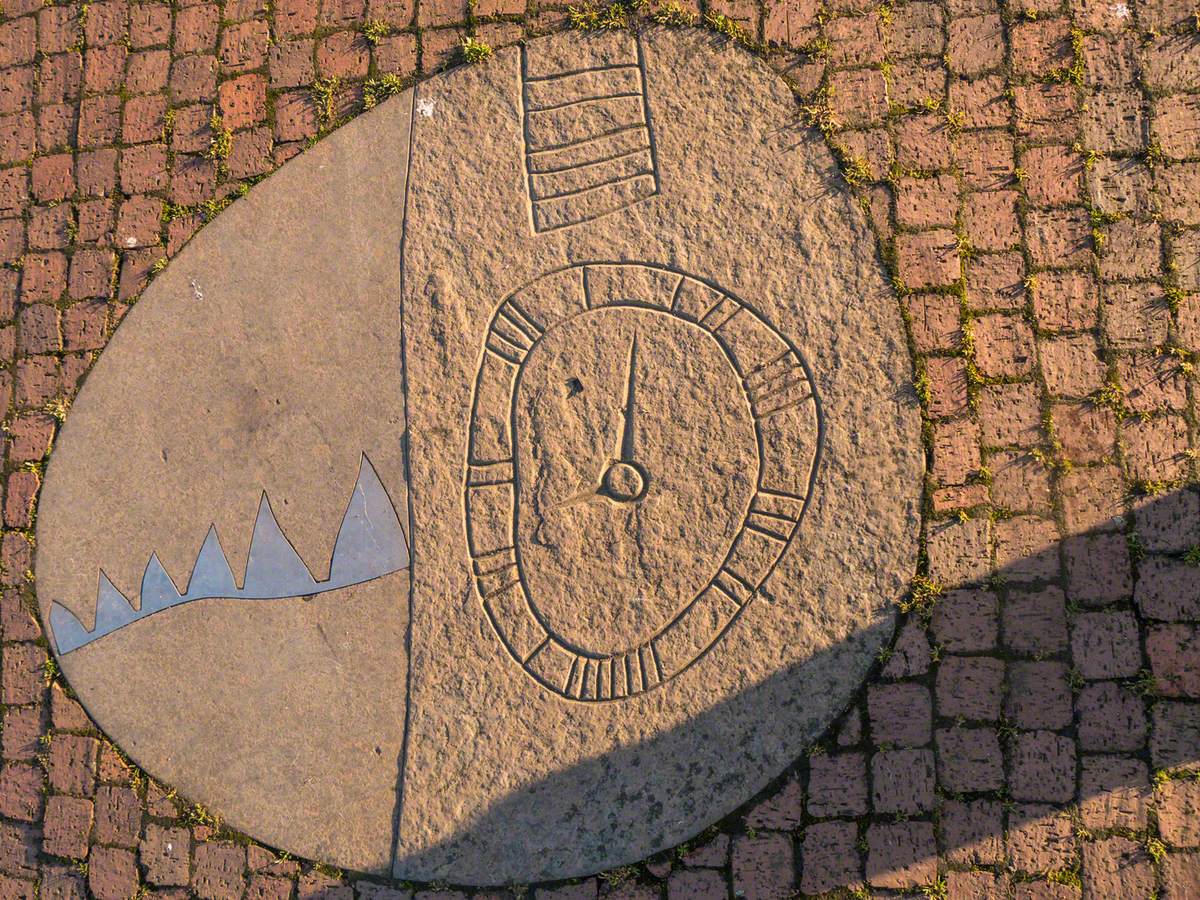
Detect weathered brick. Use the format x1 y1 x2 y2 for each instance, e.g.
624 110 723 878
126 49 170 94
978 382 1041 447
895 115 952 170
897 229 960 289
0 590 40 642
868 683 931 747
89 847 139 900
175 4 219 53
1007 804 1075 874
871 749 934 814
1101 282 1170 349
807 752 867 817
1123 414 1190 484
964 190 1019 251
1089 156 1152 216
825 15 884 66
744 776 802 831
2 642 46 705
887 2 942 56
1060 465 1124 534
1082 838 1154 898
1022 145 1082 207
927 517 990 586
665 868 723 900
1142 33 1200 91
905 293 961 352
1098 218 1161 281
940 798 1002 865
1082 33 1137 89
799 821 860 894
1083 90 1146 153
0 822 37 880
1040 334 1105 398
1080 755 1148 831
932 588 997 652
48 734 98 797
1157 778 1200 847
1163 852 1200 900
219 20 270 73
865 822 935 889
0 707 41 761
1004 587 1068 655
949 74 1009 129
0 763 41 823
1147 624 1200 699
169 54 216 103
42 795 92 859
193 842 246 900
731 833 793 900
93 784 140 846
1025 207 1091 267
1153 702 1200 771
990 450 1052 514
1006 661 1072 730
936 655 1003 721
1153 94 1200 159
1077 681 1145 753
142 824 191 886
996 515 1060 581
947 15 1003 76
1010 18 1072 76
958 130 1013 191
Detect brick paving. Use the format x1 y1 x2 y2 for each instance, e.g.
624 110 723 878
0 0 1197 896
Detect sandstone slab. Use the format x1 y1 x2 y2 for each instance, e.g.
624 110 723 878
35 28 922 885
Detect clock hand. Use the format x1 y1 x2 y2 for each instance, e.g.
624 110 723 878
618 334 638 464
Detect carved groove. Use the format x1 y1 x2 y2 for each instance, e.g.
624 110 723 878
520 34 659 234
464 263 824 703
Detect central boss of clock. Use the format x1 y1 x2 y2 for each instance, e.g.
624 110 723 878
463 263 823 701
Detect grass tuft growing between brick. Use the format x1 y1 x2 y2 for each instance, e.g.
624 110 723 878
363 75 408 109
461 36 494 63
361 19 391 46
568 2 629 30
651 0 697 26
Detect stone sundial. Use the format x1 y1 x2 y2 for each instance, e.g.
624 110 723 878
35 27 921 885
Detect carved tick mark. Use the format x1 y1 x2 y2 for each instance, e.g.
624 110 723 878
619 334 638 464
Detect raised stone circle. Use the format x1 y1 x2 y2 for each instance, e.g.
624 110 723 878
35 27 922 885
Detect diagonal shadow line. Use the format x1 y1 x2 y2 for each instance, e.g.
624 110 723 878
378 484 1200 892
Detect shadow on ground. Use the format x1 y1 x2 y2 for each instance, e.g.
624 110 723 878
387 485 1200 893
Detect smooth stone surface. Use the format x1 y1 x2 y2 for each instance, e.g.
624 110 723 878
35 27 923 886
36 97 415 871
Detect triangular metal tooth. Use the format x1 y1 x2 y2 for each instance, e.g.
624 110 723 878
185 526 238 600
139 552 183 615
327 454 409 589
49 602 92 655
241 493 319 598
93 571 137 635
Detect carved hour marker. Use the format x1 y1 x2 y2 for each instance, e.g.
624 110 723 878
465 263 821 703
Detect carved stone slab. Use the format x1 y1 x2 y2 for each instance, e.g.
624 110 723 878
35 28 922 885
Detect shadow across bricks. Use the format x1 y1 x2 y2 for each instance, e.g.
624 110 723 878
384 486 1200 896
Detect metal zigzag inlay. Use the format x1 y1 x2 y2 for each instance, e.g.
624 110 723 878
49 454 410 655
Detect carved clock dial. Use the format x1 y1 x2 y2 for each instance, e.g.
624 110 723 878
465 263 822 701
514 305 757 657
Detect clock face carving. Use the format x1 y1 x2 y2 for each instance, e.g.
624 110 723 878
465 263 821 701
